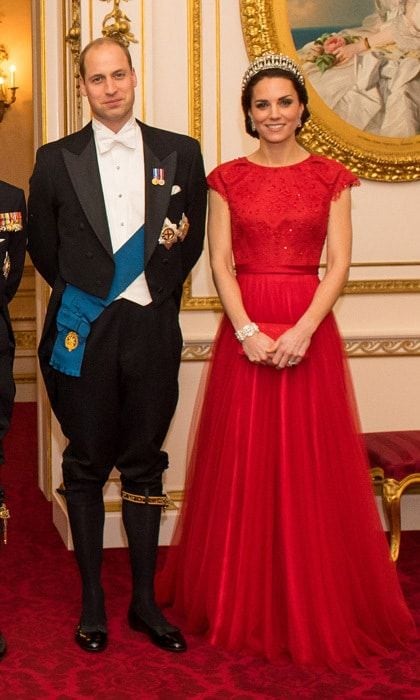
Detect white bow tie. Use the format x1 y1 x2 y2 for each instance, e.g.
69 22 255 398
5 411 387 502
97 127 137 154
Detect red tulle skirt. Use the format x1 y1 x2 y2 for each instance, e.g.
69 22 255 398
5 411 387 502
156 270 416 666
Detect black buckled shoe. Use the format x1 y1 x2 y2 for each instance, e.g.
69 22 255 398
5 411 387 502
0 633 6 659
128 607 187 652
75 626 108 652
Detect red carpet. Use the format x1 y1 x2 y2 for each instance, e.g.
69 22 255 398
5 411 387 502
0 403 420 698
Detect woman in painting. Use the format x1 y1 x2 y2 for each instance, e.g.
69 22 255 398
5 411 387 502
299 0 420 137
156 53 416 666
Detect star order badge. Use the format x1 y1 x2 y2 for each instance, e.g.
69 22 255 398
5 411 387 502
177 214 190 241
158 214 190 249
159 225 178 250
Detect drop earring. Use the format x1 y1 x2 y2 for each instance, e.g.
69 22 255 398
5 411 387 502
249 115 256 132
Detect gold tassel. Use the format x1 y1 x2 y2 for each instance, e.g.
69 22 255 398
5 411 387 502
0 502 10 545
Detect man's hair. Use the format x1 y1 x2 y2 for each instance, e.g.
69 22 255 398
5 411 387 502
79 37 133 80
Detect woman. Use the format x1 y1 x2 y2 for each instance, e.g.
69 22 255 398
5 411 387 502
299 0 420 137
156 54 416 666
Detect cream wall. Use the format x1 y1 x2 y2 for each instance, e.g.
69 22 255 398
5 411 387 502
32 0 420 546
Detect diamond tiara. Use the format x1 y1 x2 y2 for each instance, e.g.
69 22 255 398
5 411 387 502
241 53 305 92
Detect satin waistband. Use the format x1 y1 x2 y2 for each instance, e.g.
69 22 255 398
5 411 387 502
235 264 319 276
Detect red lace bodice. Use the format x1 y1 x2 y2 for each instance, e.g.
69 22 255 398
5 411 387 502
207 155 359 271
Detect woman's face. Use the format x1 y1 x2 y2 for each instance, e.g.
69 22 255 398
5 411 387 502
249 76 304 145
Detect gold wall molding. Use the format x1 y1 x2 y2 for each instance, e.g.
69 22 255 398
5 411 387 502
182 335 420 361
187 0 202 142
13 288 35 299
182 341 213 361
65 0 81 69
65 0 81 119
345 337 420 357
350 261 420 268
182 276 420 311
182 275 219 310
182 0 202 310
14 330 36 351
344 279 420 295
14 373 37 385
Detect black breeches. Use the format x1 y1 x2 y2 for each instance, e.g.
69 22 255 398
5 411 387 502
45 297 182 492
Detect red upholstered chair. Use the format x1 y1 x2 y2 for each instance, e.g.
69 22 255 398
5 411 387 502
364 430 420 562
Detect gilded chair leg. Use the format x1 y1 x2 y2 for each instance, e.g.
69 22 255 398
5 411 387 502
382 478 401 562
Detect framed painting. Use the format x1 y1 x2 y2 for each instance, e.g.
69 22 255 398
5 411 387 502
240 0 420 181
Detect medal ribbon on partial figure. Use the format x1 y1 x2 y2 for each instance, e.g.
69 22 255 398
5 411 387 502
0 211 23 232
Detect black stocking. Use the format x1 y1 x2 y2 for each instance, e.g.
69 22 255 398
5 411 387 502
61 485 106 632
122 487 175 632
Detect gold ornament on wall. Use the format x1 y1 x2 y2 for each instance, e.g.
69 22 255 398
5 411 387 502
0 43 18 122
65 2 81 72
100 0 138 47
65 0 82 117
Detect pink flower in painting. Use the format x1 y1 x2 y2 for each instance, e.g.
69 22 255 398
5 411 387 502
323 35 346 53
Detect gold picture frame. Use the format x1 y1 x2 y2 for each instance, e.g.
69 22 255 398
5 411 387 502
240 0 420 182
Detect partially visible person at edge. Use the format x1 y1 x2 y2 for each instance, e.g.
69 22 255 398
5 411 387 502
27 37 207 653
0 180 27 660
156 53 416 666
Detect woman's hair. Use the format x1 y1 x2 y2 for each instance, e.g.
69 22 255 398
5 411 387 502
241 61 310 139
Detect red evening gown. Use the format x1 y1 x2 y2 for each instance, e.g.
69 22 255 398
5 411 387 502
156 155 416 666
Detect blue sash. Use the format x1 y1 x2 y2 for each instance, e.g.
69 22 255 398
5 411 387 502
50 226 145 377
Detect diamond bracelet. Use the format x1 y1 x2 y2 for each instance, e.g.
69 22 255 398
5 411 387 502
234 322 260 343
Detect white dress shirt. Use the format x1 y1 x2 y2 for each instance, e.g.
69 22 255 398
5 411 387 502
93 116 152 306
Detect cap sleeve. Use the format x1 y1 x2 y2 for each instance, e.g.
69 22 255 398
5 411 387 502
207 166 228 201
331 163 360 201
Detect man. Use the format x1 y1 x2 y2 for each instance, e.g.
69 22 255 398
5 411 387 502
27 37 207 653
0 180 27 659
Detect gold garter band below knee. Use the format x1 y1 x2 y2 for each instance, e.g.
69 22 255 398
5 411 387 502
121 490 173 510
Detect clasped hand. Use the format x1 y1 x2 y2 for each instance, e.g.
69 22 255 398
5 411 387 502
242 329 310 369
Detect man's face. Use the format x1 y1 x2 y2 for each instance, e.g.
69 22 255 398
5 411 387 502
80 43 137 132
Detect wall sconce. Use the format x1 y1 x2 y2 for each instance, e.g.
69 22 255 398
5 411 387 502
0 45 17 123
